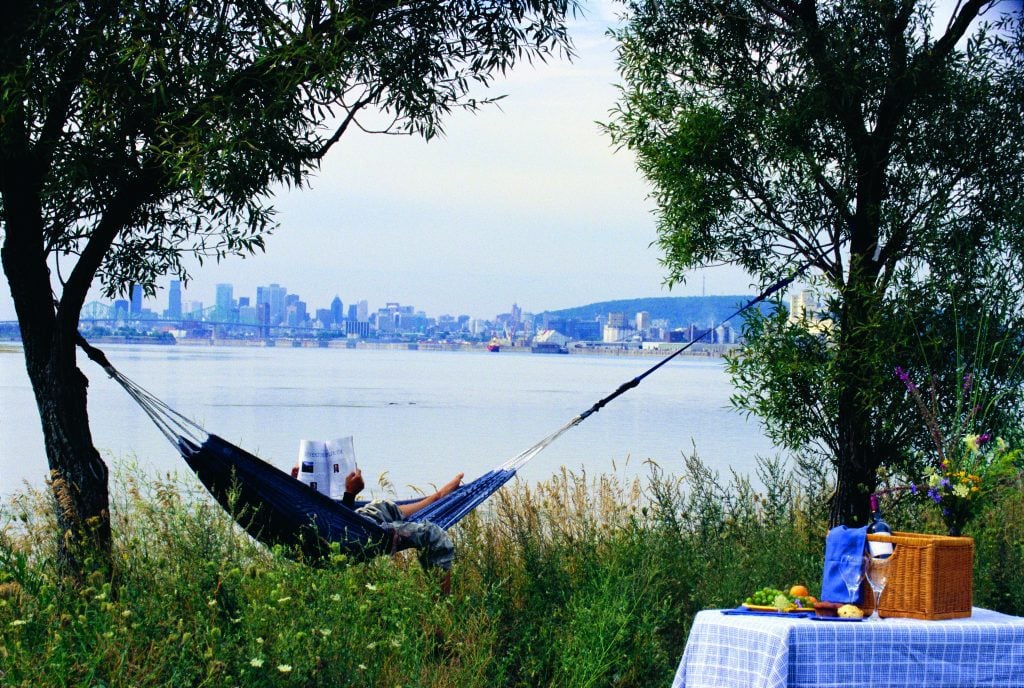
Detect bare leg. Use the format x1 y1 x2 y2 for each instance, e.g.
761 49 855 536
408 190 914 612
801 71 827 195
438 569 452 597
398 473 464 518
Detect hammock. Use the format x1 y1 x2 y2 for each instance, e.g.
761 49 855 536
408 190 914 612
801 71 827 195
77 337 580 562
77 268 801 561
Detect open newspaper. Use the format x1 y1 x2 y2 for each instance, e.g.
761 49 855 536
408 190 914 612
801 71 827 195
296 436 357 500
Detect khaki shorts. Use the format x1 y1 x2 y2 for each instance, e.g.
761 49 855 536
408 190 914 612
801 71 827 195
357 499 455 570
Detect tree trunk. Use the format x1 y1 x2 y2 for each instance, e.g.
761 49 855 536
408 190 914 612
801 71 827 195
829 158 888 526
829 279 880 526
830 416 875 527
28 344 113 579
2 186 113 580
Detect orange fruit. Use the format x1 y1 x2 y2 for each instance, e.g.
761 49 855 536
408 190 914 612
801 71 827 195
789 584 810 598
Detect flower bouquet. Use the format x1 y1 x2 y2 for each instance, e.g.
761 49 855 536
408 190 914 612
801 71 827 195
895 367 1019 536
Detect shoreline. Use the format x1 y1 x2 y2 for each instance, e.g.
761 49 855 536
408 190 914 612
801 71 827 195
1 335 737 358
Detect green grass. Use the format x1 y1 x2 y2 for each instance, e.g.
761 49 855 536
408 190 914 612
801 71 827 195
2 454 1023 687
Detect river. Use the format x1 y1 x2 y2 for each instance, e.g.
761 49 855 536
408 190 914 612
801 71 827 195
0 344 779 501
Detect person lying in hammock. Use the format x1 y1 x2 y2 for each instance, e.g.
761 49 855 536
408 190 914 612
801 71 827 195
339 467 464 578
287 456 463 587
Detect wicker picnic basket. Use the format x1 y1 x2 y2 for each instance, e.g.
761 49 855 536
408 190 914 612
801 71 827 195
861 531 974 620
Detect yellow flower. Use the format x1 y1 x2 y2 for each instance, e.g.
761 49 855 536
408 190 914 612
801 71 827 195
250 658 264 668
277 664 292 673
952 483 970 499
964 434 982 453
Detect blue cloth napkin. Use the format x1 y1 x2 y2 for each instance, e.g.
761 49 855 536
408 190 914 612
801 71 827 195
820 525 867 603
721 606 814 618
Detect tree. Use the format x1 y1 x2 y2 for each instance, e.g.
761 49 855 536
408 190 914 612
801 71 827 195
0 0 575 578
607 0 1024 525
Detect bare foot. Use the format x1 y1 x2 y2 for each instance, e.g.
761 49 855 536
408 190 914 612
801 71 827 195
438 473 464 498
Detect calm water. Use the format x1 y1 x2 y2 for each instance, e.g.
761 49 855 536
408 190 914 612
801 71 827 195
0 344 778 501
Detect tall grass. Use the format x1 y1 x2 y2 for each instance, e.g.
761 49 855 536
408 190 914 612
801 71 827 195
2 453 1022 687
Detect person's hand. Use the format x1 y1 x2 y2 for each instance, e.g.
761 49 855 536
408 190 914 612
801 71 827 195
345 468 364 496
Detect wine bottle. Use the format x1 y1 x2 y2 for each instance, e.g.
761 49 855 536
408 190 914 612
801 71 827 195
867 493 893 558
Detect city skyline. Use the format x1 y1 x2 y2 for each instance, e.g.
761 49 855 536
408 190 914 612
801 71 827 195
76 277 745 348
89 277 738 327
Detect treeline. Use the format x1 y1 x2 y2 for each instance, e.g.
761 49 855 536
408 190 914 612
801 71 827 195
539 295 776 329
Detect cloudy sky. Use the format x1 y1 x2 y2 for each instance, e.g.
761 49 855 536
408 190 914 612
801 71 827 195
1 0 1013 322
0 2 751 323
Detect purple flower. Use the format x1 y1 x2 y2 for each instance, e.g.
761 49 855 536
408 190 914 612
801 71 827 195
978 433 992 446
909 483 918 495
928 488 942 503
962 373 973 395
894 366 918 392
940 478 951 489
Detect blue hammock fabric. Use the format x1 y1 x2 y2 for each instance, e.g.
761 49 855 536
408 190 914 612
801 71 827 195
406 468 517 529
178 433 516 560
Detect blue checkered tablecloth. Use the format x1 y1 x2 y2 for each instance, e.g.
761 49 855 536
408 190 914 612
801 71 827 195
673 607 1024 688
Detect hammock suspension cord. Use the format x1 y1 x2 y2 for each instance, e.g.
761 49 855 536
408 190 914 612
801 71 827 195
76 338 206 447
496 264 806 471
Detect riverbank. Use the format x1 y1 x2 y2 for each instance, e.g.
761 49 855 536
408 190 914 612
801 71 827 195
7 334 738 358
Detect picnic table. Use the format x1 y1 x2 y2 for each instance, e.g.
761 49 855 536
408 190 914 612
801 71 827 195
672 607 1024 688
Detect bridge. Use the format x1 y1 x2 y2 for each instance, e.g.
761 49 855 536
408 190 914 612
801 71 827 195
1 314 339 340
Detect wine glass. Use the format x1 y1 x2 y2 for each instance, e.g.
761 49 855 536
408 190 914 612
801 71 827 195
864 555 891 621
839 554 864 604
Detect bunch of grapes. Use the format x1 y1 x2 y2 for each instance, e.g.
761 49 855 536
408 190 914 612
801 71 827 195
744 587 790 607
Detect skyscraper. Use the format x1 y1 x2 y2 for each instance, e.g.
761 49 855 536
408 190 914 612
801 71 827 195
330 296 343 326
215 283 234 321
166 280 182 319
635 311 650 332
268 284 287 325
130 284 143 318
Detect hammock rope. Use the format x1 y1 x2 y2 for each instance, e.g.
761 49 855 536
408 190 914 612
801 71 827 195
76 264 804 553
76 339 206 446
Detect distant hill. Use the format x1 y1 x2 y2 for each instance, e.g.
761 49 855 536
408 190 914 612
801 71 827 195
538 295 775 329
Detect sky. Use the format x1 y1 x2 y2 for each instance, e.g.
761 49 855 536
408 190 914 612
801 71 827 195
0 0 1015 322
170 2 757 320
0 2 752 323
